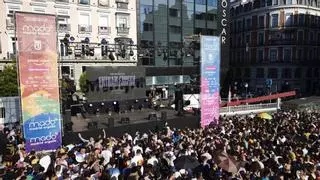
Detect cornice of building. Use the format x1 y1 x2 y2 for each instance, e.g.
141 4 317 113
231 4 320 18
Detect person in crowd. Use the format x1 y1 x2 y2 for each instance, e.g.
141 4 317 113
2 110 320 179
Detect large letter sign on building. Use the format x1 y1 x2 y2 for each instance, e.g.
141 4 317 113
16 12 62 152
200 36 220 127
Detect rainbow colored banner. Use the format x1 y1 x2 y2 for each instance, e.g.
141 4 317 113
200 36 220 127
16 12 61 152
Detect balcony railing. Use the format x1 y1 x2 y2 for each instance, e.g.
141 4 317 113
78 24 92 33
115 0 128 3
98 26 111 34
56 0 69 2
58 24 71 32
6 19 15 30
116 26 130 34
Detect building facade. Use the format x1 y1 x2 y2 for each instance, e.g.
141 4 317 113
0 0 137 89
137 0 218 94
229 0 320 95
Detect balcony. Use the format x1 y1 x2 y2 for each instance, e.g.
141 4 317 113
116 26 129 34
115 0 128 3
58 24 71 32
56 0 69 2
78 24 92 33
98 26 111 35
6 19 15 30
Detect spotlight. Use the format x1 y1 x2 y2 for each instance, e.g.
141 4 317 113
113 101 117 105
109 52 115 60
135 99 139 103
89 104 93 107
145 99 149 102
101 102 104 106
129 49 134 56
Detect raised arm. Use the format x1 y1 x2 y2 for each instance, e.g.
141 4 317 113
102 129 106 139
78 133 89 143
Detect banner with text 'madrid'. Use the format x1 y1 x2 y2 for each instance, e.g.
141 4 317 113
200 36 220 127
16 12 61 152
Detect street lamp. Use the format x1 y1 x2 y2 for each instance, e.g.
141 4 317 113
244 82 248 99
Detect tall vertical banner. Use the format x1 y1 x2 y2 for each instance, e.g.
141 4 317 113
16 12 61 152
200 36 220 127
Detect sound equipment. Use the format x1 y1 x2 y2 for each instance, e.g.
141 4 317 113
161 111 167 121
120 117 130 124
64 109 71 123
108 117 114 127
88 121 98 129
148 113 157 121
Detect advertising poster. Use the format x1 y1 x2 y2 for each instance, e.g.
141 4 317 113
16 12 61 152
200 36 220 127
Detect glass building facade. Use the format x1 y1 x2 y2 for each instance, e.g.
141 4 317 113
138 0 218 88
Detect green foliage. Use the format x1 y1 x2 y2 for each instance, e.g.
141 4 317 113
79 72 88 93
0 63 18 97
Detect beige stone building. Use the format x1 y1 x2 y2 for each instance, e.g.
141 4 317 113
0 0 137 89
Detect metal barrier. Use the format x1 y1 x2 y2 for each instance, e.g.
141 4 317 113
220 103 279 115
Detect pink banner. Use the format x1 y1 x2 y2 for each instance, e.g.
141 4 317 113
200 36 220 127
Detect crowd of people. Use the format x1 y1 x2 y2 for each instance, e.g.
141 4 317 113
1 110 320 179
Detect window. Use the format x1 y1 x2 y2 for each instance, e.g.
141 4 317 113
12 37 17 55
257 49 264 62
297 31 303 42
285 13 293 26
143 23 153 31
117 2 128 9
259 16 264 28
256 68 265 78
0 107 4 119
273 0 278 5
297 49 303 61
298 14 304 25
283 48 292 61
79 14 90 25
258 32 264 45
244 68 251 77
116 14 129 28
170 25 181 33
310 32 314 41
79 0 89 5
246 19 251 30
282 68 292 78
99 0 109 7
268 68 278 78
294 68 302 78
169 8 179 17
271 14 278 27
270 49 277 61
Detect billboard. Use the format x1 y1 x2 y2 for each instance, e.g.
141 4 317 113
86 66 146 102
200 36 220 127
16 12 61 152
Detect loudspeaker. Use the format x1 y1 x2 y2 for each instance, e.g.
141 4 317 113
120 117 130 124
161 111 167 121
88 122 98 129
148 113 157 121
108 117 114 127
64 109 71 123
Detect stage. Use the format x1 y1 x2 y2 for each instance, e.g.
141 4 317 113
62 108 200 144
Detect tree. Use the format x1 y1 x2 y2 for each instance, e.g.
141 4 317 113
79 72 88 93
0 63 18 97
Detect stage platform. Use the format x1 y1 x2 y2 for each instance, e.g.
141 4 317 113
63 108 199 145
